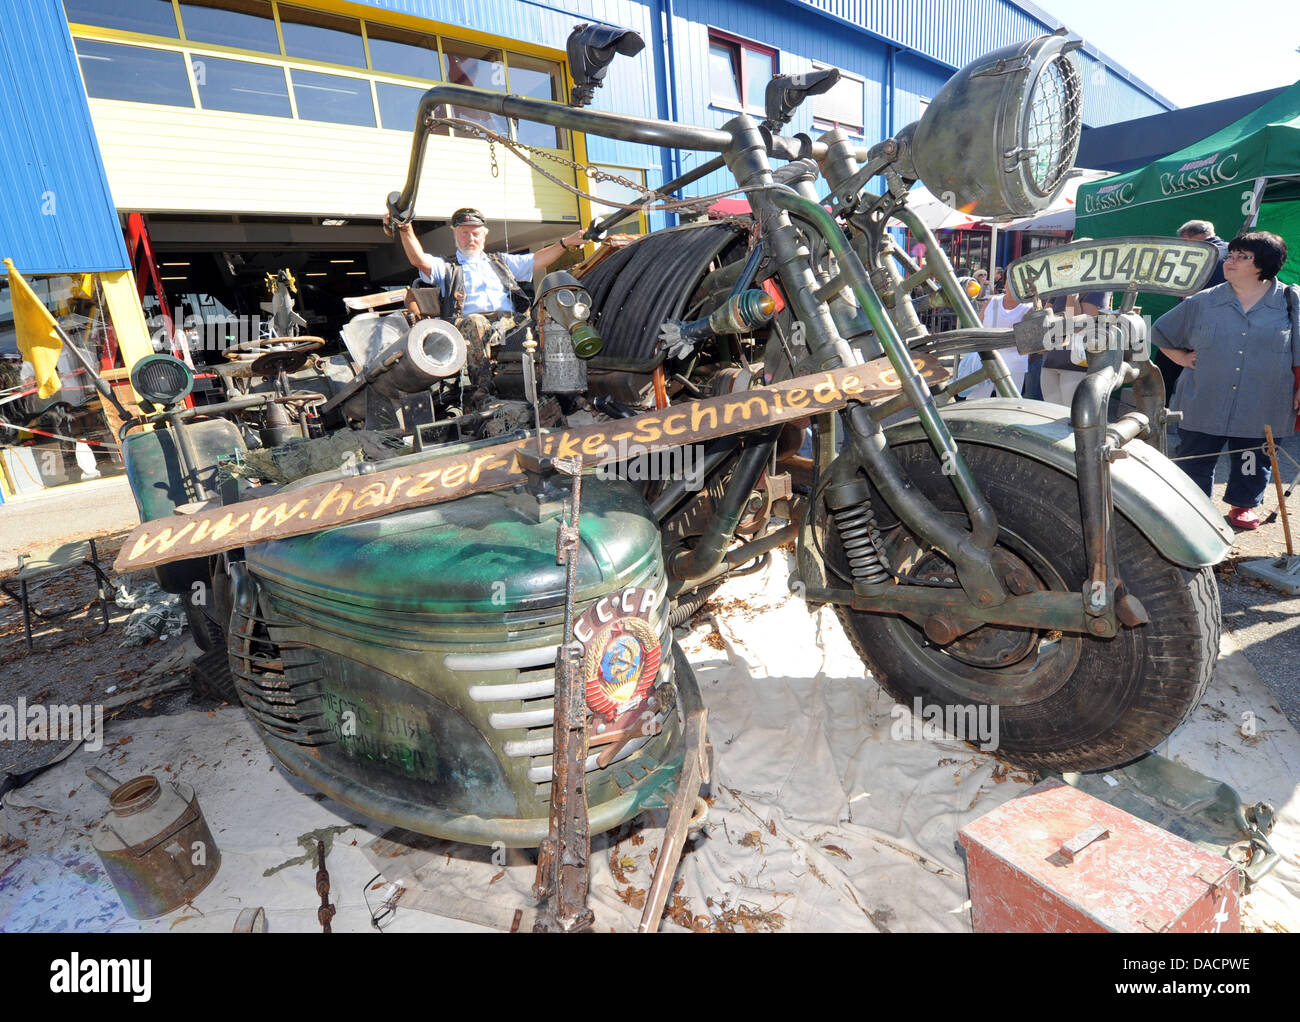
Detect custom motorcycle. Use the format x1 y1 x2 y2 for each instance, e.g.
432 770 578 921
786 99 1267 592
114 30 1231 878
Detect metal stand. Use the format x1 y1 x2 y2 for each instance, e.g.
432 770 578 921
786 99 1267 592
1239 425 1300 595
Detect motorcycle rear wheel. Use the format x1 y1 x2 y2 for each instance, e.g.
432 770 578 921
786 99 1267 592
833 442 1220 772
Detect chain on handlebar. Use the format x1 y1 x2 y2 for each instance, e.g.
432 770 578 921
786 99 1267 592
428 116 757 231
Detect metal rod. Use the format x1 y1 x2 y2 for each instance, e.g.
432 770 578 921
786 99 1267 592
766 188 1003 601
1266 425 1294 557
166 411 211 503
1070 350 1124 621
390 86 735 225
587 154 728 239
52 320 131 420
533 456 594 933
670 429 778 580
387 87 844 228
890 207 1017 399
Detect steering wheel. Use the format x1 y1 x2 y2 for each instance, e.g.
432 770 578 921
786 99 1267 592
278 391 328 413
250 348 316 377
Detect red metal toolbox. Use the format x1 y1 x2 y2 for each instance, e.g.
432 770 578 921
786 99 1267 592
958 778 1241 933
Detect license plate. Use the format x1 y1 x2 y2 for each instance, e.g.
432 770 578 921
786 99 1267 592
1006 237 1219 301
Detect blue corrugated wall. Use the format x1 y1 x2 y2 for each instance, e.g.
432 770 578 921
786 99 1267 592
349 0 1173 217
1 0 128 274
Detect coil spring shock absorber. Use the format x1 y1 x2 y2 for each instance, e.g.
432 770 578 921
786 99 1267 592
824 478 891 586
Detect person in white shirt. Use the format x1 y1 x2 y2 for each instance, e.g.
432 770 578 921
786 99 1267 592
395 207 584 318
957 290 1033 398
391 207 585 388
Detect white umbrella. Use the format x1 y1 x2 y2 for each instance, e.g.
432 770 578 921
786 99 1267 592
891 185 985 232
1000 170 1113 233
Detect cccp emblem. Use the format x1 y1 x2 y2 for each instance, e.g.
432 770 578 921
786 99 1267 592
574 586 663 720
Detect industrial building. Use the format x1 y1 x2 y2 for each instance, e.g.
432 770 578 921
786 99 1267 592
1 0 1172 494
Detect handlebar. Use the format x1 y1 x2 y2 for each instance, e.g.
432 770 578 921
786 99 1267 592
385 84 866 230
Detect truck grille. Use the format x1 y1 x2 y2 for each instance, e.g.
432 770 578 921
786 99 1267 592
228 590 332 747
465 579 672 787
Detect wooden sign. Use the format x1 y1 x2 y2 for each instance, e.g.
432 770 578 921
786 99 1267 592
114 354 946 572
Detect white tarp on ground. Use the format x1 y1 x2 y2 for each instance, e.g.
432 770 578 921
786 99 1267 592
1 555 1297 932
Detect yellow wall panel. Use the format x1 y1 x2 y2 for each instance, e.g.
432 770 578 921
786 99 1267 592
88 100 580 224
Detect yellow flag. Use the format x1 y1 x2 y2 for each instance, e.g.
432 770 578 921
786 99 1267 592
4 258 64 400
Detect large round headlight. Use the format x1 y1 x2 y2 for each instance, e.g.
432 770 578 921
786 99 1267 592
904 30 1083 219
130 353 194 408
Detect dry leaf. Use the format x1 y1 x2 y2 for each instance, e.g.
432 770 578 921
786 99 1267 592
821 844 851 861
609 849 630 885
617 886 646 909
766 819 776 836
489 869 506 885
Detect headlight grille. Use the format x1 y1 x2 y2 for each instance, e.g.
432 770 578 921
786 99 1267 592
131 354 193 407
1025 54 1082 195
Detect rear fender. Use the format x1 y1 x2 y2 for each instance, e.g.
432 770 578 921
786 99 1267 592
122 418 246 522
883 398 1234 569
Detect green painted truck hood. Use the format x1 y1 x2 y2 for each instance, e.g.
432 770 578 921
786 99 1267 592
244 478 660 615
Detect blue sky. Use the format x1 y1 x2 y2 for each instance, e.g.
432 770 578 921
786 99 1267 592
1039 0 1300 108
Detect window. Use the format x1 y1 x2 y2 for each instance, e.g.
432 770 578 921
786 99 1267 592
366 23 441 81
441 41 508 136
376 81 427 132
193 55 291 117
291 69 375 126
65 11 571 150
64 0 178 37
811 66 864 138
75 39 194 107
508 53 564 148
707 32 775 115
442 41 506 92
278 5 366 68
179 0 279 55
589 166 648 234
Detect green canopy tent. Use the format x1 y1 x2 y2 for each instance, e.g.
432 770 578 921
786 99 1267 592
1075 79 1300 321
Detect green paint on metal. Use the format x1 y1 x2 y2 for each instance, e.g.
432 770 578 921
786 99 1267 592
122 419 245 522
885 400 1235 568
245 479 661 615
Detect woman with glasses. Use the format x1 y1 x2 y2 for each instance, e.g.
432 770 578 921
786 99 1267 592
1153 231 1300 530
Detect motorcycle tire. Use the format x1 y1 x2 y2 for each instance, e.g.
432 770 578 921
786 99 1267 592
189 645 239 704
183 598 224 654
833 441 1220 772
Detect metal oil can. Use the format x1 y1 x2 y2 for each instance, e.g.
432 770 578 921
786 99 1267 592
87 767 222 919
